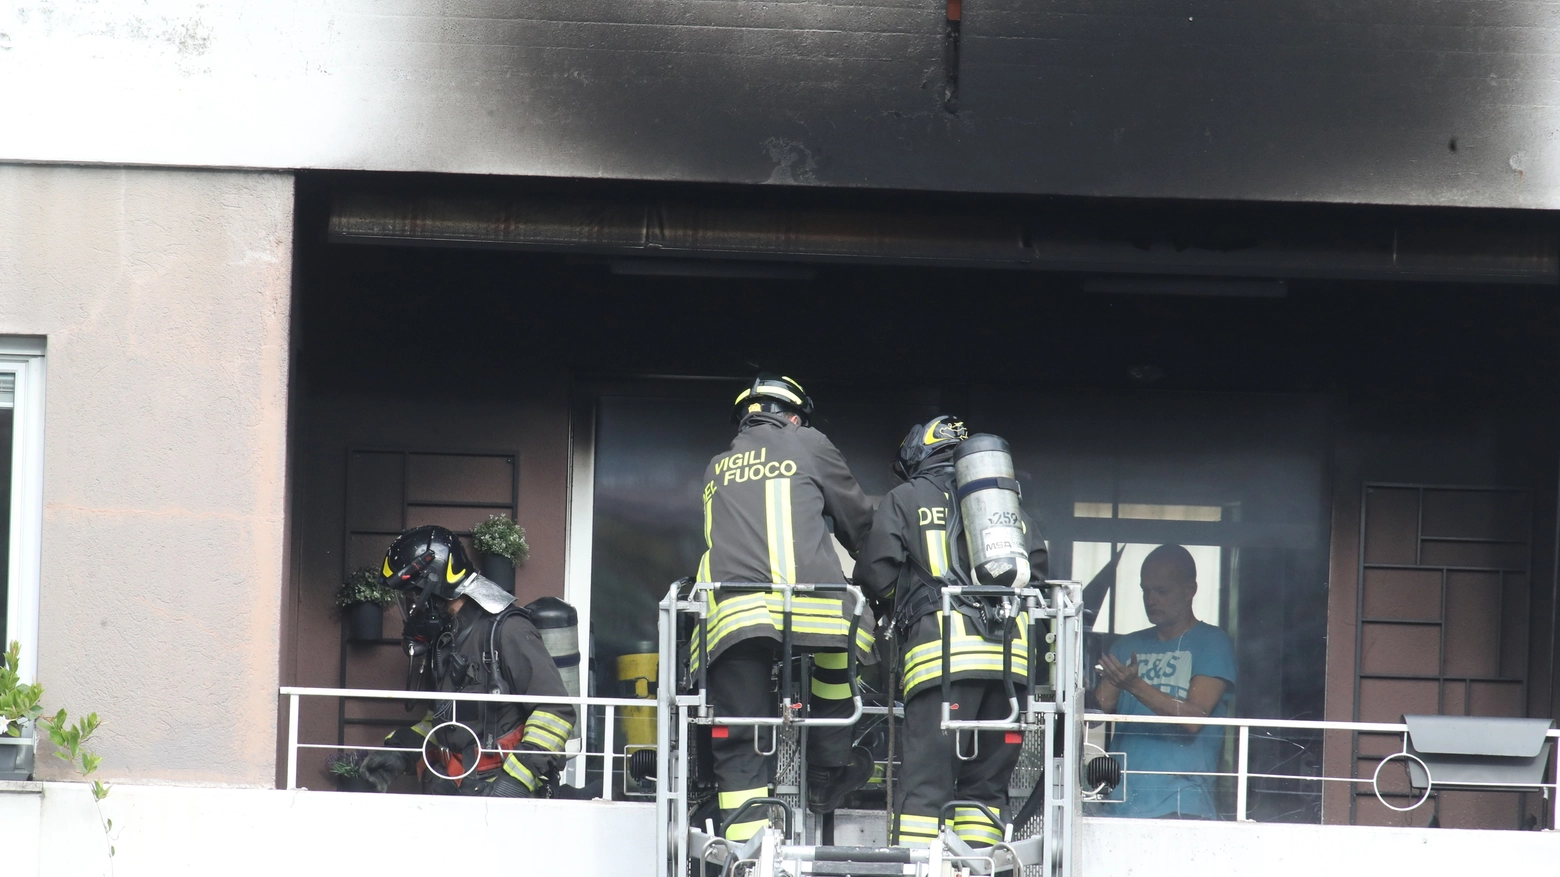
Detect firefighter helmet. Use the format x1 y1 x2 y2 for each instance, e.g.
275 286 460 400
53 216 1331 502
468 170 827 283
731 373 815 425
892 415 967 481
381 525 475 602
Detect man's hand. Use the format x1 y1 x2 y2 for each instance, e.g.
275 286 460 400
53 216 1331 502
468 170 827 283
1097 652 1140 692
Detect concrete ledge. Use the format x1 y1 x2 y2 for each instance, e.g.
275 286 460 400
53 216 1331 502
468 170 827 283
0 779 42 876
7 782 1557 877
27 782 657 877
1082 815 1559 876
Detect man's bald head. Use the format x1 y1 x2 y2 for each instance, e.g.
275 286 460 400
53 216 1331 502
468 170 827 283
1140 544 1198 633
1142 544 1197 585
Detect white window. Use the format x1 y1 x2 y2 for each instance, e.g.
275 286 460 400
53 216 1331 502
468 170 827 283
0 337 45 683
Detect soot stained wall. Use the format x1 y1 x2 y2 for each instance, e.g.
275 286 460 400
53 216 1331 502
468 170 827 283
5 1 1559 208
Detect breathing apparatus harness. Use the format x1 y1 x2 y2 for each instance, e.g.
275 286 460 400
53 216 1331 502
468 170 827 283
888 467 1019 646
412 602 532 730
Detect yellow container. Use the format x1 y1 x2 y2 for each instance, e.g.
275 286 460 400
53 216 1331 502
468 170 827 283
617 651 658 748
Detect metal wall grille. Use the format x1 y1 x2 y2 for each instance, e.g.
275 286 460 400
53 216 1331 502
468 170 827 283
337 448 520 747
1352 484 1532 827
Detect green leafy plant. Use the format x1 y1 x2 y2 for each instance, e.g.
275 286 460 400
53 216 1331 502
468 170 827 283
473 514 529 563
42 708 108 801
1 640 44 738
1 640 113 861
335 567 399 608
326 750 366 778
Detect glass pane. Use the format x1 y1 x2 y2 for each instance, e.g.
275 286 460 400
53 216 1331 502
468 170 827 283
0 373 12 408
588 393 943 669
1078 542 1222 635
0 407 11 647
975 389 1331 823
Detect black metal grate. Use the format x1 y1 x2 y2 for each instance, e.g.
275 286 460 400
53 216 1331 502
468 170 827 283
336 447 520 747
1351 483 1532 826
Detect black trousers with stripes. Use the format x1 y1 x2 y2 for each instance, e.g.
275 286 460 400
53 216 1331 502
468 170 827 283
707 639 855 837
895 679 1024 846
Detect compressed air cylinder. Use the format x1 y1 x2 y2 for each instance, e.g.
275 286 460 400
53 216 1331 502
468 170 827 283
952 434 1030 588
617 640 658 749
525 597 582 709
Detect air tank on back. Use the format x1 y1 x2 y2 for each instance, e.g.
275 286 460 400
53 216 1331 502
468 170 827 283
952 434 1030 588
525 596 581 703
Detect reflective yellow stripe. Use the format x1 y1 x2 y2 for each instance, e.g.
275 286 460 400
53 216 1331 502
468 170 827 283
814 652 848 670
765 477 795 584
904 656 1031 693
698 480 715 583
726 819 767 841
527 710 572 738
718 786 770 810
719 786 771 841
689 589 878 672
925 528 948 577
954 806 1003 845
896 813 941 848
900 612 1030 692
503 754 539 790
810 649 853 699
811 677 852 699
521 710 572 751
690 590 876 670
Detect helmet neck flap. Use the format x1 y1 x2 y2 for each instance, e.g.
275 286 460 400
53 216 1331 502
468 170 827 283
893 415 968 481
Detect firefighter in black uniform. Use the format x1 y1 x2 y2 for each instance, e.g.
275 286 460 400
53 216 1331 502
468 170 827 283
359 525 576 797
855 417 1049 848
695 374 877 841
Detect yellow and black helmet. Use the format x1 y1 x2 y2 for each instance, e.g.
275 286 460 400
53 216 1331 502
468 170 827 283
893 415 967 481
731 373 815 425
381 525 474 601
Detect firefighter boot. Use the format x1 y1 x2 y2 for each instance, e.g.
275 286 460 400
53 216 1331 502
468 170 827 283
806 746 874 814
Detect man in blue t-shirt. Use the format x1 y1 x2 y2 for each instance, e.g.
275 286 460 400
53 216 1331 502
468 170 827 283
1095 544 1236 819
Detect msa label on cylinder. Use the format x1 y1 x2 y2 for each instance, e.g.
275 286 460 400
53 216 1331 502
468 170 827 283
981 526 1024 556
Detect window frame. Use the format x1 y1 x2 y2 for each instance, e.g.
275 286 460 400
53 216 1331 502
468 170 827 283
0 336 46 684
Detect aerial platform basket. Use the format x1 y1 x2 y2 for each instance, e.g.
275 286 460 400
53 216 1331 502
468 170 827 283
652 578 1091 877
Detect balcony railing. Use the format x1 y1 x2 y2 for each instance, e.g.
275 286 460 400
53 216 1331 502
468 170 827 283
279 686 655 801
275 688 1556 831
1089 712 1560 829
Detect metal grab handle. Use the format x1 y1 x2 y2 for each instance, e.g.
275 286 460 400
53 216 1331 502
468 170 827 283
940 587 1024 731
752 724 778 756
707 696 865 728
943 696 1021 731
955 728 979 762
720 796 795 840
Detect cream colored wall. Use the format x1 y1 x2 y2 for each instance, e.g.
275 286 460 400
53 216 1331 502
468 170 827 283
0 165 293 786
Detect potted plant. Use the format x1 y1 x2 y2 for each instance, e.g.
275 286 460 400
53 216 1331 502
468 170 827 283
326 750 377 792
472 514 528 594
335 567 399 643
1 641 108 802
1 640 41 780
